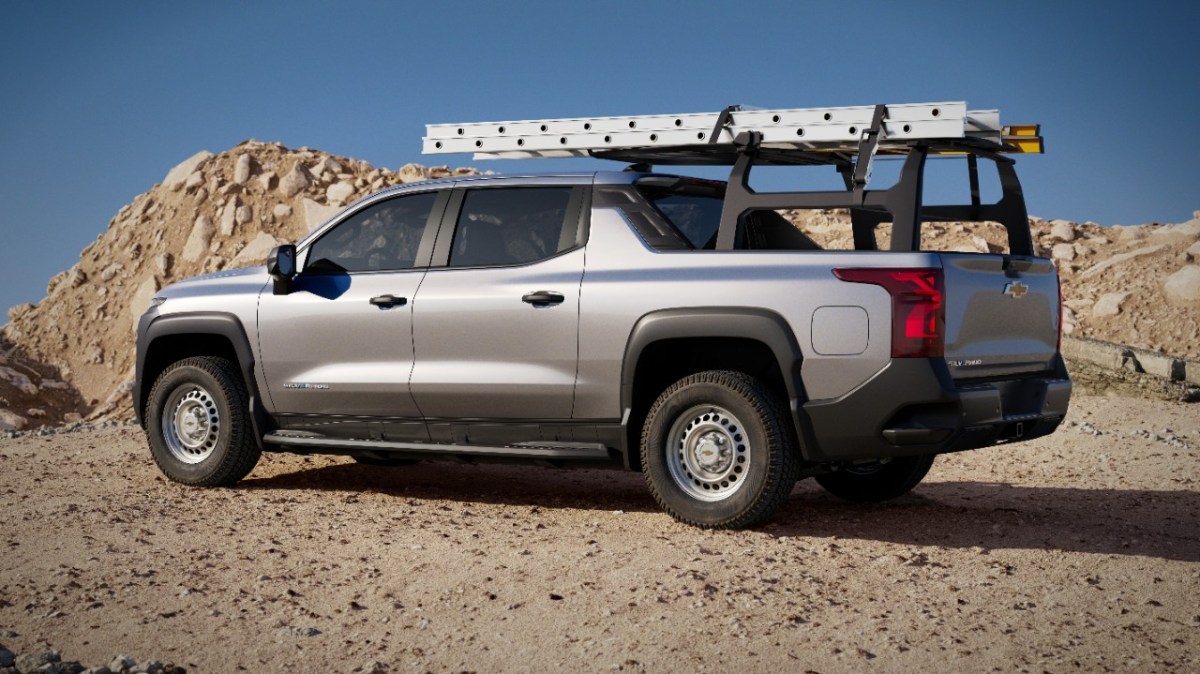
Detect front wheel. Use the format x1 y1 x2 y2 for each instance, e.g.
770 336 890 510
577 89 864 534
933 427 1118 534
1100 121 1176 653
814 454 935 502
641 370 798 529
145 356 261 486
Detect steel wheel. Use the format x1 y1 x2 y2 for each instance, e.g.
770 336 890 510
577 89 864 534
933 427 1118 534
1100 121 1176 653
161 384 221 464
666 405 750 502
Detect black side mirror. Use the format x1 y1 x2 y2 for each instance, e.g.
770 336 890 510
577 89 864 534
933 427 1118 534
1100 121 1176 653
267 244 297 295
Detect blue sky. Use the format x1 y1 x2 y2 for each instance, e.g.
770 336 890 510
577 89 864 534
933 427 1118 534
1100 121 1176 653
1 0 1197 314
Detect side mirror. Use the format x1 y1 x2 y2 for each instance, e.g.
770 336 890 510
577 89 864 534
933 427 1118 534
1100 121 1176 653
267 244 297 295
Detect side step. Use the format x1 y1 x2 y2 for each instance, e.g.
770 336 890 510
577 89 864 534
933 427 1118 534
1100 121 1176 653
262 432 614 462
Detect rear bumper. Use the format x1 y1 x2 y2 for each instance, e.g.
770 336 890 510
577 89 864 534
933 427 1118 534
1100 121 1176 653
799 355 1071 462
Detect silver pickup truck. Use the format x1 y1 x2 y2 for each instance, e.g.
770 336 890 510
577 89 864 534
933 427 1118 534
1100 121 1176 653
134 103 1071 528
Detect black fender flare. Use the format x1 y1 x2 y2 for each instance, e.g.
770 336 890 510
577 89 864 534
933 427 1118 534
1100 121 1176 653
134 310 268 446
619 307 813 466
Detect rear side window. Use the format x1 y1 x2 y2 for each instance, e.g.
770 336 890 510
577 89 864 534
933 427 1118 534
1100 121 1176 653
306 192 437 273
449 188 576 267
637 179 724 249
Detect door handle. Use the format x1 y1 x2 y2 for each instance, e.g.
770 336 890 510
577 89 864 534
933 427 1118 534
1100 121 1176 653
522 290 565 306
369 294 408 307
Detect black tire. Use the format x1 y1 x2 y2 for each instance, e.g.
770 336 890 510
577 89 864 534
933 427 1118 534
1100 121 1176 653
145 356 261 486
814 454 935 503
641 370 799 529
352 455 419 467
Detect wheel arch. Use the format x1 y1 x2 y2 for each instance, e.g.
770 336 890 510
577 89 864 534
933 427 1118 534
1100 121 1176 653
619 308 812 470
135 311 269 446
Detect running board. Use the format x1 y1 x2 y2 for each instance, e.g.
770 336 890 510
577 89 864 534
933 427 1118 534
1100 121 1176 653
262 432 613 461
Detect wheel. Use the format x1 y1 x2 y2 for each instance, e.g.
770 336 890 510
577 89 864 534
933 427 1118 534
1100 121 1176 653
352 455 419 467
814 454 935 502
641 370 799 529
145 356 261 486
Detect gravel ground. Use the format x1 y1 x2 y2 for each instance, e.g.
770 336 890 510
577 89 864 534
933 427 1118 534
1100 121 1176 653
0 394 1197 673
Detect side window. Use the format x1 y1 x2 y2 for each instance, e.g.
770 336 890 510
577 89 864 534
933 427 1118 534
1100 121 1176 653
306 192 437 273
449 188 576 267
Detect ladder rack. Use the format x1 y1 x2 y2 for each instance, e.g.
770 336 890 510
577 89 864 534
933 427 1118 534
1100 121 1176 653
422 101 1042 162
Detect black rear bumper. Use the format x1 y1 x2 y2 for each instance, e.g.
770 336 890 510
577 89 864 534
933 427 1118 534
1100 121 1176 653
798 355 1071 462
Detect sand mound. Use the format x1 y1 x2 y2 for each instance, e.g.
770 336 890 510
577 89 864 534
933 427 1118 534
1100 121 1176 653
1 142 477 427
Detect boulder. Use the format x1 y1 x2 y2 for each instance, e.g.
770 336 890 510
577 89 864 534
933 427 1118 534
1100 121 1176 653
130 277 161 321
162 150 213 190
1051 243 1075 261
278 162 311 198
182 214 215 262
1163 265 1200 305
234 153 252 184
326 181 355 205
1049 220 1076 242
219 198 238 237
184 171 205 191
1091 292 1129 318
0 409 28 432
0 366 38 395
230 232 280 268
303 198 340 232
397 163 428 183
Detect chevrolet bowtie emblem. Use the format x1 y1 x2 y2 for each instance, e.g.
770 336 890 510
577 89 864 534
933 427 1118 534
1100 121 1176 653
1003 281 1029 299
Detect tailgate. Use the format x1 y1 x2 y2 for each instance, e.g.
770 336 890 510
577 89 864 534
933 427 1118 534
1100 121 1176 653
940 254 1060 380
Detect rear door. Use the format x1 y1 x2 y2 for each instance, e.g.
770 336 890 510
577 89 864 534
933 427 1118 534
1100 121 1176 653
940 253 1060 380
409 183 589 422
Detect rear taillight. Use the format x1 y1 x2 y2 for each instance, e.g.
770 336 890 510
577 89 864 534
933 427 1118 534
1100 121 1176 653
833 267 945 358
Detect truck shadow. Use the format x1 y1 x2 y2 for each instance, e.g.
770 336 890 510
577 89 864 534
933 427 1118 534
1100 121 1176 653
242 461 1200 563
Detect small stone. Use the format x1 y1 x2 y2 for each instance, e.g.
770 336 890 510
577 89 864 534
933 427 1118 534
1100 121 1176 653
272 204 292 218
69 268 88 287
130 277 161 321
99 263 124 282
1092 292 1129 318
235 205 253 225
155 253 173 277
276 626 321 638
130 661 163 674
26 408 46 418
233 154 252 184
15 652 60 672
109 656 136 672
1049 220 1076 242
257 171 276 191
0 648 12 667
326 181 355 205
1187 240 1200 261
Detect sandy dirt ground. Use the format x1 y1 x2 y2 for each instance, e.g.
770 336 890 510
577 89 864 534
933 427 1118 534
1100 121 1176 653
0 394 1197 673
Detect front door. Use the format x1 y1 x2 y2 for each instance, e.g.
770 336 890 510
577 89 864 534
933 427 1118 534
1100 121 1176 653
257 190 444 439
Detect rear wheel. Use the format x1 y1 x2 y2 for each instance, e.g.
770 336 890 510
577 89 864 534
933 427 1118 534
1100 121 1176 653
641 370 798 529
814 454 935 502
145 356 261 486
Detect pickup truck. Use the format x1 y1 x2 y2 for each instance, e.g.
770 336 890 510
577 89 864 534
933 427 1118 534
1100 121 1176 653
134 103 1071 528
